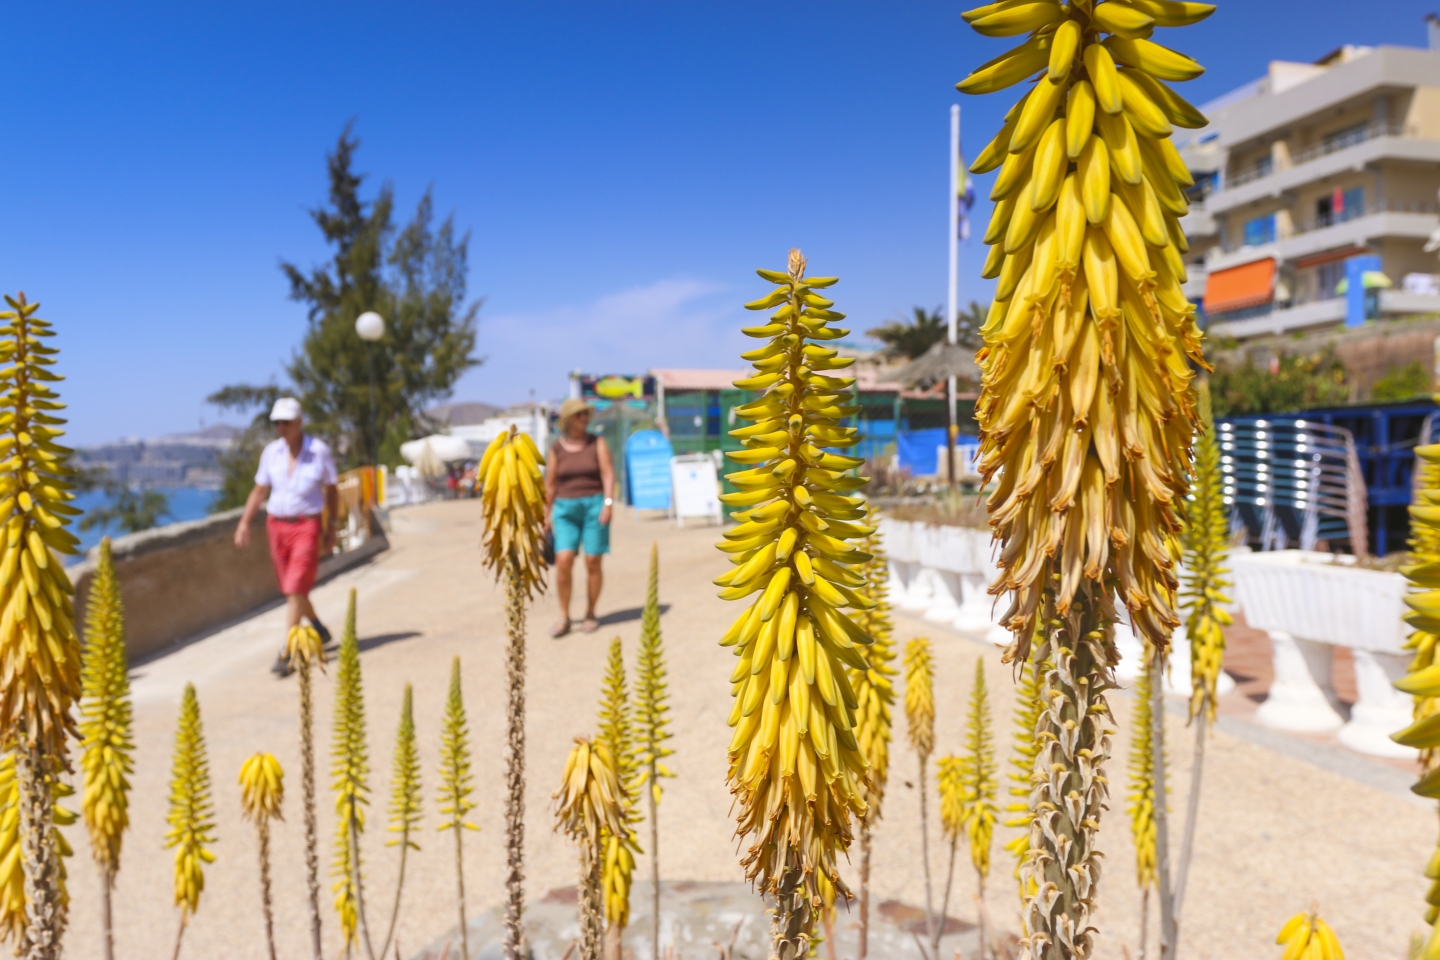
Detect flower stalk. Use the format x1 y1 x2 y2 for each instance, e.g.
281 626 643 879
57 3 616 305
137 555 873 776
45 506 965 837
1392 440 1440 958
479 425 548 960
381 684 422 960
288 623 327 960
1171 379 1232 943
904 637 937 947
79 537 133 960
0 293 84 960
717 251 875 959
956 1 1213 953
330 589 375 959
555 737 628 960
239 753 284 960
1127 652 1162 959
597 638 641 957
165 683 216 960
849 525 896 960
634 543 674 960
437 657 479 960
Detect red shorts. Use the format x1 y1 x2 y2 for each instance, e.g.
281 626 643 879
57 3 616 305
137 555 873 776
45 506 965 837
267 516 321 596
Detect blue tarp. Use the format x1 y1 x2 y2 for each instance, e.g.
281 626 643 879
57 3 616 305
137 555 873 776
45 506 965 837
625 430 674 509
896 429 946 475
896 428 979 476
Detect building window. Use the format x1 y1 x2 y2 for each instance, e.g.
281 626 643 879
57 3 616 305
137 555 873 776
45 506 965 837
1317 260 1346 299
1243 214 1276 247
1186 171 1219 203
1316 186 1365 227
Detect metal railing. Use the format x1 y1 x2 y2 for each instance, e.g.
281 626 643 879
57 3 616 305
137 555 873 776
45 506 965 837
1222 121 1407 191
1216 198 1440 254
1217 418 1368 557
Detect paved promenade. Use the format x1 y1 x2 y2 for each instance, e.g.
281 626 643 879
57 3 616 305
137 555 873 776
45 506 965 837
59 500 1432 959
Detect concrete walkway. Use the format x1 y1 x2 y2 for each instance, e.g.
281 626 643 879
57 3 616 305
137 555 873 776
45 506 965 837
59 500 1432 959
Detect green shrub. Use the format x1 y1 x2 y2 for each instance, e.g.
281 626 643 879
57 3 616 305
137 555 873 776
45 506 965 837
1209 350 1349 417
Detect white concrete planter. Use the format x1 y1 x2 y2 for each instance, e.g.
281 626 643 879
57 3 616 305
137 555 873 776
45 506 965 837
1114 622 1238 699
1230 550 1415 758
879 518 1010 640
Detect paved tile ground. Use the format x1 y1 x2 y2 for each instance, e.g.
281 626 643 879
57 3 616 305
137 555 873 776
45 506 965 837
55 501 1435 960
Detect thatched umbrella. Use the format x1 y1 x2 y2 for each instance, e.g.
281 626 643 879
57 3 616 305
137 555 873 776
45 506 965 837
892 340 981 390
893 341 981 487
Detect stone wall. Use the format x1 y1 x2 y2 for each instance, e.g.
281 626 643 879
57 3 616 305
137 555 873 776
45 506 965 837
70 508 388 661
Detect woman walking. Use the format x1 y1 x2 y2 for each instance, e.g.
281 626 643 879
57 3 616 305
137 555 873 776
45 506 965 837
546 398 615 637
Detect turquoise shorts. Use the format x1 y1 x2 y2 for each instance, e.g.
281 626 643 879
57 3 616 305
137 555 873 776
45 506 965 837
552 494 610 556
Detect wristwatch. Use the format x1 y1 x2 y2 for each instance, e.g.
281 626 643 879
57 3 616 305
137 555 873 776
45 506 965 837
603 497 614 506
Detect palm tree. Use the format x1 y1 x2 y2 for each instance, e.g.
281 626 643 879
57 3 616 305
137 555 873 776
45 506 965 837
866 303 987 360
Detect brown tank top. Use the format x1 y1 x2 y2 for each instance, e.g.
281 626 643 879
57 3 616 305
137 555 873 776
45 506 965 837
552 434 604 499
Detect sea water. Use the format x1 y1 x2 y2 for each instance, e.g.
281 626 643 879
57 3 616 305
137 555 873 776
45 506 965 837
69 487 219 558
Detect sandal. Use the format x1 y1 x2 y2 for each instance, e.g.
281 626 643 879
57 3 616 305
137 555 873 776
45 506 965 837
581 617 599 634
551 619 572 638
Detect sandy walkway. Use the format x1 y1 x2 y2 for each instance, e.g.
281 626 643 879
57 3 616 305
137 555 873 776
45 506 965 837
55 500 1432 960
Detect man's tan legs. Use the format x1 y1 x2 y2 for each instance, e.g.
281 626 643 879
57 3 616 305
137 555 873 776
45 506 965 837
286 593 318 630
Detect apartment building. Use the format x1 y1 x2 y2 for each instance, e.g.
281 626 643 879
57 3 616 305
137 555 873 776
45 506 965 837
1177 21 1440 340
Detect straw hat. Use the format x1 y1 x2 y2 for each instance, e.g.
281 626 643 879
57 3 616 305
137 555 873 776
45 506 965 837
557 397 594 426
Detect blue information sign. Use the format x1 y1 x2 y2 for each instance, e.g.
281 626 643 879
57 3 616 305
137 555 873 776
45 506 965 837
625 430 674 510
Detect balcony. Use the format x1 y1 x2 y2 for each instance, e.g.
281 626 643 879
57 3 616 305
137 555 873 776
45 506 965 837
1227 122 1400 190
1207 290 1440 340
1207 201 1440 272
1206 131 1440 216
1208 298 1345 338
1179 198 1217 240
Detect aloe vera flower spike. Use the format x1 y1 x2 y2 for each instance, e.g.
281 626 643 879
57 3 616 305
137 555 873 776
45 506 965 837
79 537 133 960
717 250 875 959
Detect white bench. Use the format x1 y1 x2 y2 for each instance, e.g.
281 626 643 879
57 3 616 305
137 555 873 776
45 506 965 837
1229 550 1415 759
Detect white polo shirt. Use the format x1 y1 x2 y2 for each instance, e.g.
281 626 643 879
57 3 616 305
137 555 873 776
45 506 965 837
255 435 338 518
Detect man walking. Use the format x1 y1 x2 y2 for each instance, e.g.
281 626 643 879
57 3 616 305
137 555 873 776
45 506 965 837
235 397 340 676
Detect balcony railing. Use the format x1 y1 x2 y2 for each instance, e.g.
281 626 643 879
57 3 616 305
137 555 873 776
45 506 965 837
1223 122 1406 190
1217 199 1440 254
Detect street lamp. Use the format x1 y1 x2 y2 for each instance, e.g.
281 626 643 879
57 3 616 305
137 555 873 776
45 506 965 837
355 312 385 464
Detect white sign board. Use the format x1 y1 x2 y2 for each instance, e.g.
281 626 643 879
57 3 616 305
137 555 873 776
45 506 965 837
934 443 981 481
670 454 722 527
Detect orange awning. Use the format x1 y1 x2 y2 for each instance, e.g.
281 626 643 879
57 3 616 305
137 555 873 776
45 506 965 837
1204 258 1276 314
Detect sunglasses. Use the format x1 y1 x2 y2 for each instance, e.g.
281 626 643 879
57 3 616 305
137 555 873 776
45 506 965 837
274 419 297 427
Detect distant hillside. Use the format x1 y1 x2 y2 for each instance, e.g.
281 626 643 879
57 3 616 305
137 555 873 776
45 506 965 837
78 425 244 488
428 401 503 426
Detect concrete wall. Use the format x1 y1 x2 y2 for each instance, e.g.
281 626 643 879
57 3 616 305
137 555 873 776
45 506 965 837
71 508 388 662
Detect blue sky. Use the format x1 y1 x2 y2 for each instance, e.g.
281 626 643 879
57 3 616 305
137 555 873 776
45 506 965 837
3 1 1435 445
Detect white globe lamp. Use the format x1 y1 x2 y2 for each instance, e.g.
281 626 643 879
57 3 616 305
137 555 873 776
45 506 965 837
356 311 385 342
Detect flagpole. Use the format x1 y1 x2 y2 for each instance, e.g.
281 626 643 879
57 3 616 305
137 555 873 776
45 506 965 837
946 103 960 490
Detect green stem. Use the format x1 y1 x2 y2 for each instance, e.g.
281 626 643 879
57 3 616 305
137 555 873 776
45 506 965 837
858 821 871 960
171 912 187 960
503 564 527 960
648 763 661 960
768 857 813 960
1153 649 1176 959
456 823 469 960
378 823 410 960
100 869 115 960
350 814 377 960
933 835 957 959
918 752 935 950
300 660 323 960
258 821 278 960
1171 704 1209 952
